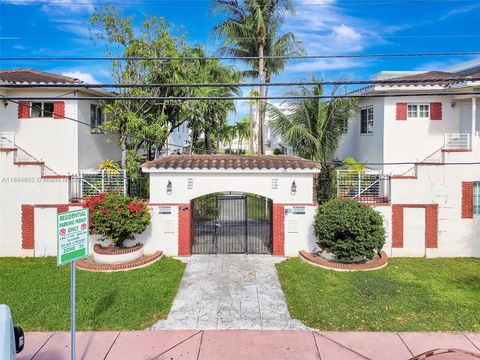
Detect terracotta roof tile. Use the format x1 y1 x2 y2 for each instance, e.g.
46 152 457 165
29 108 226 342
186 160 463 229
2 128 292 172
0 69 82 84
142 155 321 171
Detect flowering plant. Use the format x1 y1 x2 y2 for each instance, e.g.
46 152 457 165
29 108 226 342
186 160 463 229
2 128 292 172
83 192 151 247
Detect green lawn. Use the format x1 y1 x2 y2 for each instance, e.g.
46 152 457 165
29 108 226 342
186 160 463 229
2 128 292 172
0 257 185 331
276 257 480 332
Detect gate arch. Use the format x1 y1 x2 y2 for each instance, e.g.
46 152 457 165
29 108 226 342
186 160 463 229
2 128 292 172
191 192 273 254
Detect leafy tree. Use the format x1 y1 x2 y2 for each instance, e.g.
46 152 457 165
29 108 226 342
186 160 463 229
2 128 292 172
235 117 250 152
268 81 358 162
212 0 303 155
90 6 195 172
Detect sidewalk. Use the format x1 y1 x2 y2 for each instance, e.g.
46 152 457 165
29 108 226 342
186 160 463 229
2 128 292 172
20 330 480 360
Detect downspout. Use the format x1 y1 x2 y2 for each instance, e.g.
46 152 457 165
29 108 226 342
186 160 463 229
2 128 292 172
73 91 79 175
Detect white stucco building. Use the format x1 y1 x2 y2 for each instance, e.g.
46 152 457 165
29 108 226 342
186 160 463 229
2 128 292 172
0 69 121 256
338 61 480 257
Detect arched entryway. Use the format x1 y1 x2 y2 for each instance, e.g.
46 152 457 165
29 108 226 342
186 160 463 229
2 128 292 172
191 192 273 254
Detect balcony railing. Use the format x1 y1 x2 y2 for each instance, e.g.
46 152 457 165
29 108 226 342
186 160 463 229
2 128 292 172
336 170 389 204
0 132 15 148
444 133 471 150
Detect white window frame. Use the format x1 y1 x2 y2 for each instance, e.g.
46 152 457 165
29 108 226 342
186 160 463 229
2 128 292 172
407 103 430 120
360 106 374 135
31 102 54 118
474 182 480 216
90 104 104 134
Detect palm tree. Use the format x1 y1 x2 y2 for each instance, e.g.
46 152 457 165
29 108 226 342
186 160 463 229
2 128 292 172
235 117 251 152
268 80 358 162
212 0 302 155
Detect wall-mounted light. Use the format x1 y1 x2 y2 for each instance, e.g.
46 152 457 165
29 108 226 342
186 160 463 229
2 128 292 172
166 180 172 195
2 100 8 108
290 180 297 196
451 101 457 109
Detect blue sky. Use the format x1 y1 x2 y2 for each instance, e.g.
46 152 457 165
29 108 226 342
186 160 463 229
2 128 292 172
1 0 480 118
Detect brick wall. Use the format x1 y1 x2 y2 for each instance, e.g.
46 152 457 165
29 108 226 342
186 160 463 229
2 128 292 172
461 182 474 219
21 205 35 249
18 101 30 119
178 203 191 256
396 103 407 121
272 204 285 256
392 205 404 248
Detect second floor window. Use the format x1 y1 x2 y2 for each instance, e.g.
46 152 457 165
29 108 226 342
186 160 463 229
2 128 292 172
90 104 104 133
31 102 54 118
474 182 480 216
407 104 430 119
360 107 374 134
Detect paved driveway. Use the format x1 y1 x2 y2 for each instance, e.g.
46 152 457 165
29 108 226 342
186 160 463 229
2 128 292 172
151 255 308 330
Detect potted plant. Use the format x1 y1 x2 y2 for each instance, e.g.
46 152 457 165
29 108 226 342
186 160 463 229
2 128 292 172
84 192 151 264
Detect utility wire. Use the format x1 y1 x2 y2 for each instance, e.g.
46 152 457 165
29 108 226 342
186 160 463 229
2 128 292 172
5 98 480 167
2 77 480 89
3 97 211 154
3 51 480 62
3 92 480 101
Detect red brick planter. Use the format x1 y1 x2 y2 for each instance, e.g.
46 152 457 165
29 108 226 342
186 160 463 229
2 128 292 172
93 243 143 255
76 251 163 272
299 250 388 272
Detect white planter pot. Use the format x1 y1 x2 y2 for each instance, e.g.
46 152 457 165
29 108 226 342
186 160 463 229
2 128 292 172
93 244 144 264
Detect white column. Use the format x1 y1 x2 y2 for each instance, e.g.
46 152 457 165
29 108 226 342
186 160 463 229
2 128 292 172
472 97 476 149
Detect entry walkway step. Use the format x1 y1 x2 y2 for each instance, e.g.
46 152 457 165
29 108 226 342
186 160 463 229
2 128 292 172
151 255 308 330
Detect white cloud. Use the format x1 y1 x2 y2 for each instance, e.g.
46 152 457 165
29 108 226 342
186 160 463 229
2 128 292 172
61 71 99 84
13 44 26 50
439 3 480 21
286 58 366 73
3 0 94 13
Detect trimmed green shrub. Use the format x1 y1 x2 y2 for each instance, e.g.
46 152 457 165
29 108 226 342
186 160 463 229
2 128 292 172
313 199 385 262
273 148 283 155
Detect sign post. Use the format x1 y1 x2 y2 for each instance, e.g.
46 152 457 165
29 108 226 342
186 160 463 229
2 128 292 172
57 208 89 360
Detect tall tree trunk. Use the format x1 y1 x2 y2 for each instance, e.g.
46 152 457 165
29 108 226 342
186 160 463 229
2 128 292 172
257 42 265 155
264 72 271 153
249 87 255 153
205 127 212 153
121 137 128 169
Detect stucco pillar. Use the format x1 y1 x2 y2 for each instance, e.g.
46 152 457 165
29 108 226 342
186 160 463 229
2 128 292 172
472 97 476 149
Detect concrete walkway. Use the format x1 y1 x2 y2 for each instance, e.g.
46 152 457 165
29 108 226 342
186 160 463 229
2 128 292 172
151 255 307 330
20 330 480 360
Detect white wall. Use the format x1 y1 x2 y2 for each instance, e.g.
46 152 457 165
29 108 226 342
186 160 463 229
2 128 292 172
76 96 121 170
284 205 317 256
1 89 78 174
389 145 480 257
147 171 316 204
337 97 385 171
137 206 179 256
383 95 461 174
165 122 189 154
0 150 69 256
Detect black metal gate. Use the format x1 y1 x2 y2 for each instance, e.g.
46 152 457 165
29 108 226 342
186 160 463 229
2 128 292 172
191 193 273 254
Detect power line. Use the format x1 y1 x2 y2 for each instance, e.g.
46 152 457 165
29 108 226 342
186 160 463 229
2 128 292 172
1 0 478 6
2 77 480 89
2 51 480 62
3 92 480 101
2 97 211 154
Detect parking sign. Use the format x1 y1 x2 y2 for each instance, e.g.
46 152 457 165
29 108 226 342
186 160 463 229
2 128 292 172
57 208 89 266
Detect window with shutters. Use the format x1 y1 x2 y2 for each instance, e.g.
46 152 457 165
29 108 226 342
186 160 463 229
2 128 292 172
90 104 104 133
474 182 480 215
31 102 54 118
407 104 430 119
360 107 374 134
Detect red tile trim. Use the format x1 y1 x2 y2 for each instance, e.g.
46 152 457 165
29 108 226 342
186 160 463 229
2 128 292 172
76 251 163 272
299 250 388 271
93 243 143 255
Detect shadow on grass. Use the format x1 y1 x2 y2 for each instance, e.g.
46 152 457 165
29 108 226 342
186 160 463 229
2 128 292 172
88 289 119 330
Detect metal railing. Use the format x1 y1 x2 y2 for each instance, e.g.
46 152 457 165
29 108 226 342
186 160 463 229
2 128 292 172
336 170 389 204
0 132 15 148
444 133 471 150
69 170 127 202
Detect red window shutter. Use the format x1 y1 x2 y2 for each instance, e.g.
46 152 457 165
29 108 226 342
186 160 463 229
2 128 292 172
430 102 442 120
396 103 407 121
53 101 65 119
461 182 473 219
18 101 31 119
